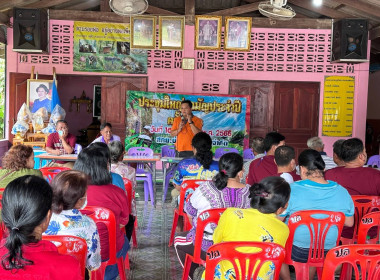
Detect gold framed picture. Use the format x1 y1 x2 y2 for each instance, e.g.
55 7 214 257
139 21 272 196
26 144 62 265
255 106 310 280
27 79 54 113
224 17 252 51
131 16 156 49
158 16 185 50
195 15 222 50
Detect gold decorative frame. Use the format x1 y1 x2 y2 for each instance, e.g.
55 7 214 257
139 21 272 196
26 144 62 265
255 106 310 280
27 79 54 113
131 16 156 49
224 17 252 51
195 15 222 50
158 16 185 50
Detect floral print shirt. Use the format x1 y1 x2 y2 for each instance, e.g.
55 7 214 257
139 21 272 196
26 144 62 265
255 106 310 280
44 209 101 271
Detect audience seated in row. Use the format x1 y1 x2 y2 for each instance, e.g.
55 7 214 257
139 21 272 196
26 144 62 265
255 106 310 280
274 145 301 184
0 145 43 190
307 136 337 170
174 152 250 279
44 170 101 272
242 137 265 182
73 145 130 280
332 139 346 167
0 176 82 279
171 132 219 206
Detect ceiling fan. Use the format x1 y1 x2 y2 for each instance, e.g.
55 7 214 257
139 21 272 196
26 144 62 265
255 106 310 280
109 0 149 16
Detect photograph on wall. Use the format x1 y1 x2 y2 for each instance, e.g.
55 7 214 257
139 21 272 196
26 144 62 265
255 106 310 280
131 16 156 49
195 15 222 50
27 79 54 113
73 21 147 74
224 17 252 51
125 91 250 153
158 16 184 50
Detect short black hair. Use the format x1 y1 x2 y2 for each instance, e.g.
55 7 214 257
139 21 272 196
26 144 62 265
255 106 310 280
36 84 49 93
56 120 68 126
192 132 213 169
251 137 265 154
340 138 364 162
100 122 112 130
274 145 295 167
264 132 285 152
333 139 345 158
181 99 192 108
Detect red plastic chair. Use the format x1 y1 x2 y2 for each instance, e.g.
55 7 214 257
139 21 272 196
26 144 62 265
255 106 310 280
123 177 137 248
168 179 209 247
284 210 345 280
321 244 380 280
42 235 87 279
182 208 226 280
81 206 127 280
341 195 380 245
357 211 380 244
39 166 71 183
205 241 286 280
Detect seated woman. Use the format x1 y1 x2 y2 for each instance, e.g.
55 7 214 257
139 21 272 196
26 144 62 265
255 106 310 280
74 146 130 280
90 142 125 191
0 145 43 189
44 170 101 272
174 152 251 279
203 176 290 280
108 140 137 216
171 132 219 205
0 175 82 279
279 149 355 280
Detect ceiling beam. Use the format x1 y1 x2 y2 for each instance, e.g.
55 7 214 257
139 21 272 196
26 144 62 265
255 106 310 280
145 5 179 15
100 0 110 12
370 25 380 40
333 0 380 20
63 0 99 11
206 2 260 16
289 0 352 19
50 9 130 22
0 11 9 25
185 0 195 24
0 0 38 12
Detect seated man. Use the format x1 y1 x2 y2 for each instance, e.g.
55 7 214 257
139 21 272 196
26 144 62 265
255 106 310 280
325 138 380 239
274 145 301 183
307 136 337 170
91 122 120 145
46 120 76 168
333 139 345 167
247 132 285 185
242 137 265 183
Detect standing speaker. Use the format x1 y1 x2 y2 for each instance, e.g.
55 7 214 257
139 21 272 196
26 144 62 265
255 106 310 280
331 19 368 63
13 8 48 53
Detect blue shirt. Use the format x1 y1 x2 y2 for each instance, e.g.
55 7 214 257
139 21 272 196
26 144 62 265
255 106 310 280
280 179 354 249
32 98 51 113
111 172 125 191
173 157 219 186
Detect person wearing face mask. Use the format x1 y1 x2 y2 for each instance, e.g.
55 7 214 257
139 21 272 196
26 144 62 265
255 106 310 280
170 100 203 158
46 120 76 168
174 152 251 279
44 170 101 273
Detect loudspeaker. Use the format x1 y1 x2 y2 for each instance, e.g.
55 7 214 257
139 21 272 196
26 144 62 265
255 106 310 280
331 19 368 63
13 8 48 53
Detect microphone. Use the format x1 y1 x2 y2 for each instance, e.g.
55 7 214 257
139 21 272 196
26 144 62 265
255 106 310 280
181 114 187 124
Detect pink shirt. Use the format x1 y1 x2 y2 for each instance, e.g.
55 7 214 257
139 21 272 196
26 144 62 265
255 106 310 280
86 184 129 260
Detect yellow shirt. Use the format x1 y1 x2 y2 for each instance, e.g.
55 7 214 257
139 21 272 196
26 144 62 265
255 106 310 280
208 208 289 280
171 115 203 152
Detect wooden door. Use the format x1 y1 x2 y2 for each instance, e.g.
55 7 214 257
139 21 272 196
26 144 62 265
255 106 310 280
274 82 320 157
101 76 147 144
229 80 274 141
8 72 52 142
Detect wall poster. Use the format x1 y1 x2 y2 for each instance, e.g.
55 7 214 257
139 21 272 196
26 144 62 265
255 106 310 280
322 76 355 137
73 21 147 74
125 91 251 153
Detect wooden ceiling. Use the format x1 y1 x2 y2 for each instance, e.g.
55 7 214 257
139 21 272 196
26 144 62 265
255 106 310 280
1 0 380 56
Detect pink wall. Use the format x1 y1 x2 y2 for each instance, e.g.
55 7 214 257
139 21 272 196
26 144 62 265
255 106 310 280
5 20 370 156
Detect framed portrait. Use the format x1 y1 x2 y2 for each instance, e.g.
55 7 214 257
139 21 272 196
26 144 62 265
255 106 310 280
27 79 54 113
131 16 156 49
93 85 101 117
224 17 252 51
195 15 222 50
158 16 185 50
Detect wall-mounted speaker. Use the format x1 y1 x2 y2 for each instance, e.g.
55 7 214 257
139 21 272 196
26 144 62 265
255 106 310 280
331 19 368 63
13 8 48 53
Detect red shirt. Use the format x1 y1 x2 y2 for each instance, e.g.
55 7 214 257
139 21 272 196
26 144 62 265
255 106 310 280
247 155 277 185
46 132 76 164
86 184 129 261
0 239 82 279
